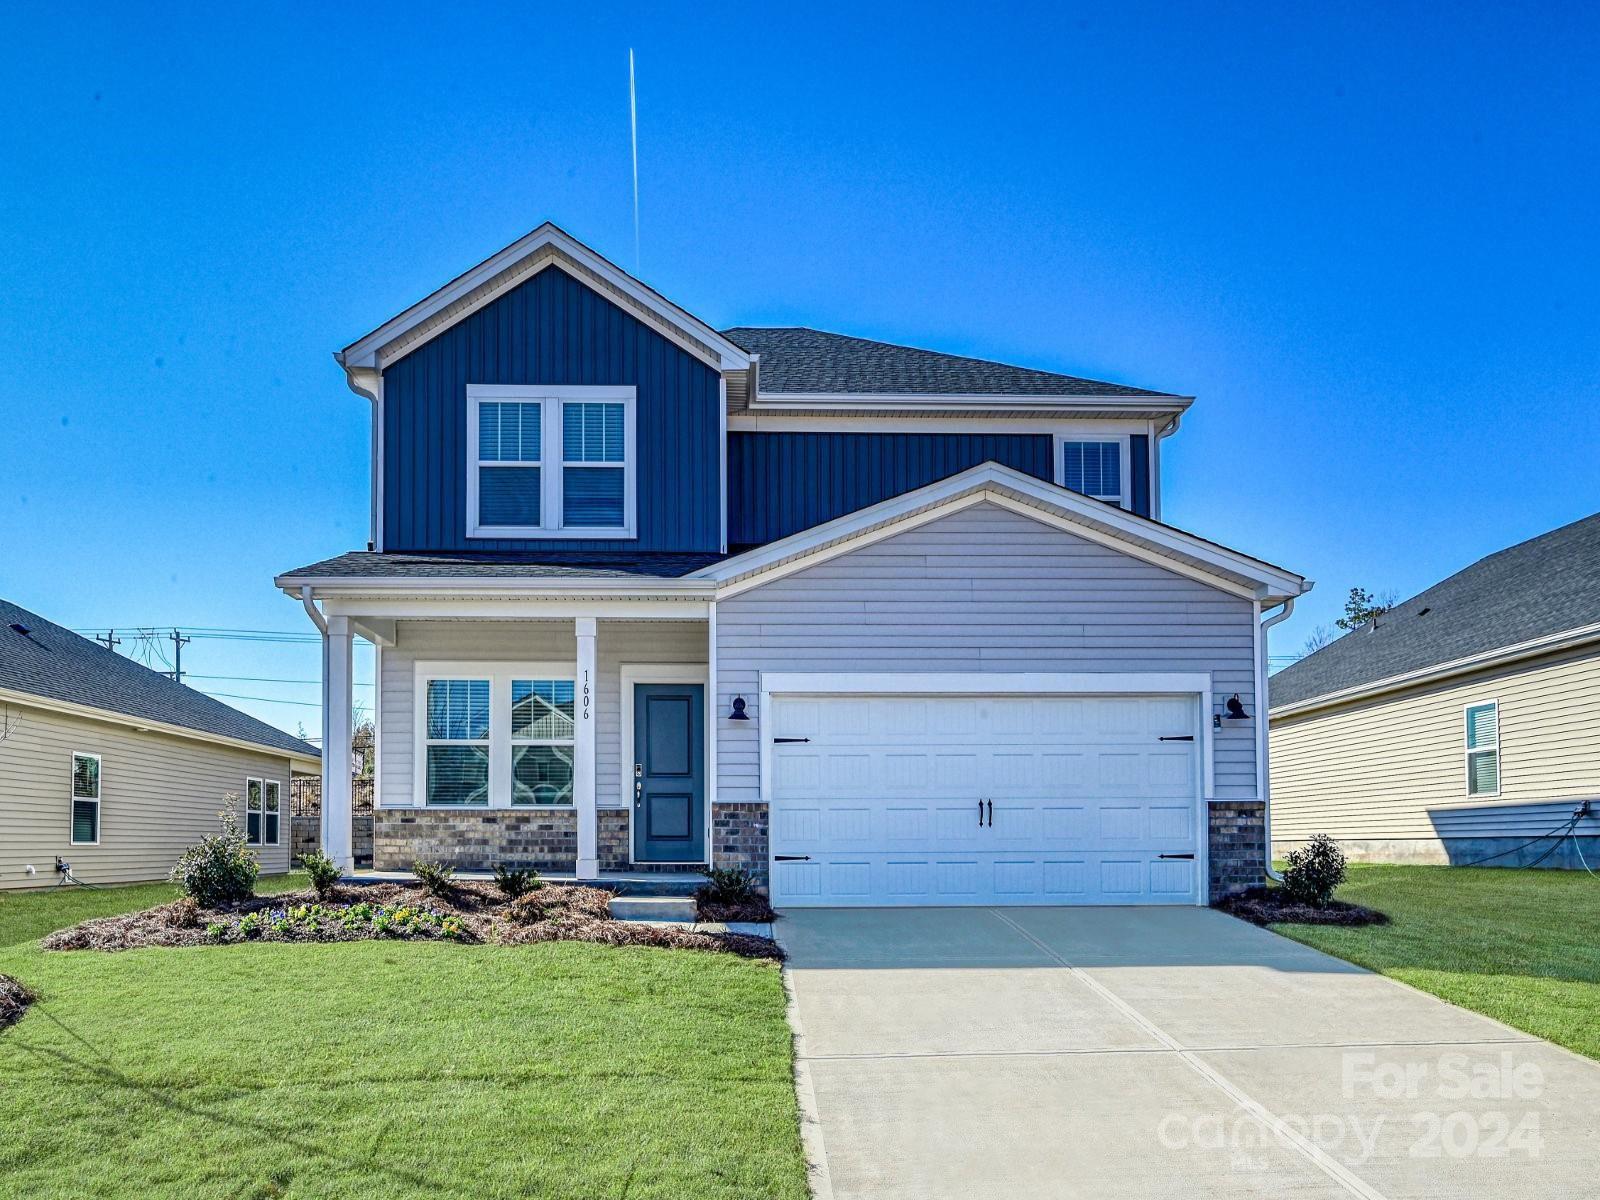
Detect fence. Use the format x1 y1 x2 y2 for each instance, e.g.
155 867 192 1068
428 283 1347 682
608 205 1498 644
290 776 375 867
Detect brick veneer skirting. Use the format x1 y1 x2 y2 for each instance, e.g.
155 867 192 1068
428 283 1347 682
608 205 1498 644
598 810 629 872
712 802 769 887
372 808 577 871
1208 800 1267 900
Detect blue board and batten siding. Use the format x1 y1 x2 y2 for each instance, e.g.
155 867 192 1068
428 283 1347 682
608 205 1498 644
381 266 722 553
727 431 1151 547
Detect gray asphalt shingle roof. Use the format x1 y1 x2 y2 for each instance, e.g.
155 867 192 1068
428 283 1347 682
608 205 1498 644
720 327 1181 399
0 598 319 760
279 551 725 580
1271 512 1600 710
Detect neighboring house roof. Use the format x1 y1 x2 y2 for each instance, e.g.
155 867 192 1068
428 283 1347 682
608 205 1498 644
0 598 320 765
280 551 724 582
1271 511 1600 714
722 326 1182 400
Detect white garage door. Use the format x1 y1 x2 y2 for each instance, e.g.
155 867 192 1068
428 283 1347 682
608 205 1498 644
768 693 1202 907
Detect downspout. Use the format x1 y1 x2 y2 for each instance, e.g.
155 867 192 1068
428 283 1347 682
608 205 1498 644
301 586 328 635
1258 597 1295 880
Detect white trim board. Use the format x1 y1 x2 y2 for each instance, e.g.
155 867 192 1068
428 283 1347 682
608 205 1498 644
747 392 1191 412
619 664 712 867
729 414 1155 434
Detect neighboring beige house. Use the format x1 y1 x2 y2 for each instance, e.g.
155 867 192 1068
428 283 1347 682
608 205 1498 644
0 598 319 889
1270 512 1600 867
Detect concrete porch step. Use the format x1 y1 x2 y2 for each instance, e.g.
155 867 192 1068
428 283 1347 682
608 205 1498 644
609 895 698 922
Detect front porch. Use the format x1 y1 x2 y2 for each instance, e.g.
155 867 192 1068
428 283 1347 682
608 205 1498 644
309 603 746 880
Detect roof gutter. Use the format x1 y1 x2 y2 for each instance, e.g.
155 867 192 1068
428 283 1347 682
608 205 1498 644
1258 597 1296 882
300 586 328 634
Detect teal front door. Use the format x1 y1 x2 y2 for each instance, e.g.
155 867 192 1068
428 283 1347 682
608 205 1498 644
632 684 706 863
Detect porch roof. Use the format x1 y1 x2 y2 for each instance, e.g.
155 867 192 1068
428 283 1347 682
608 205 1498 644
279 550 725 584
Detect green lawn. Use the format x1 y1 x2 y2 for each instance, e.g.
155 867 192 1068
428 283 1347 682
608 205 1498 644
1272 863 1600 1060
0 876 807 1200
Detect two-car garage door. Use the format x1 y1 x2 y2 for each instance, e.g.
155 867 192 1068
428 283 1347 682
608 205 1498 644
768 693 1202 907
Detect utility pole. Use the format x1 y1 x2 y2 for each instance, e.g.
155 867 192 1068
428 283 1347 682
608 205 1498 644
96 629 122 652
169 628 191 684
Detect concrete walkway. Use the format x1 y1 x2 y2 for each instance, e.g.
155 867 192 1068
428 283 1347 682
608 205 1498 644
777 907 1600 1200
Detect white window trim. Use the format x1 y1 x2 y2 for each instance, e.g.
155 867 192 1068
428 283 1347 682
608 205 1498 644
1052 429 1132 507
465 384 637 539
264 779 282 846
245 776 264 845
1464 699 1501 798
413 661 578 809
70 751 101 847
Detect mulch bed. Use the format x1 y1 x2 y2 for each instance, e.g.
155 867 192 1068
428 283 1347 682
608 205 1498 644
40 880 781 961
696 897 778 924
1216 885 1389 928
0 974 34 1031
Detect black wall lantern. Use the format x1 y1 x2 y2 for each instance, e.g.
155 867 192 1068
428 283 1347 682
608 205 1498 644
1224 694 1249 720
729 696 750 721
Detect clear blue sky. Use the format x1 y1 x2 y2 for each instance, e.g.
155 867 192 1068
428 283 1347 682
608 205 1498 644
3 2 1597 737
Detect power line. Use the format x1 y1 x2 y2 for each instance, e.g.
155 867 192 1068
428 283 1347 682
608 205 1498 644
185 673 374 687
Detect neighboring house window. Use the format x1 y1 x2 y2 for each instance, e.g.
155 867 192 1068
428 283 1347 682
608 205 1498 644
467 386 635 537
264 780 282 845
511 679 576 805
1465 702 1500 796
246 777 263 843
1056 436 1128 505
71 752 100 845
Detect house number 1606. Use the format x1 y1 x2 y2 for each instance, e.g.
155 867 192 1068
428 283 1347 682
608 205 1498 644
581 671 591 721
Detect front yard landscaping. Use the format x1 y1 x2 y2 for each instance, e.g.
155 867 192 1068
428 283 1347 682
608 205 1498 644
0 875 808 1199
1270 863 1600 1061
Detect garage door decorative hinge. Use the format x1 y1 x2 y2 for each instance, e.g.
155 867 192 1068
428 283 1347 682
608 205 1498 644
772 737 811 744
1157 735 1195 742
774 855 811 862
1157 853 1196 860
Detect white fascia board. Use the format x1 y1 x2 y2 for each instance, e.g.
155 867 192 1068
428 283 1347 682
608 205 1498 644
1269 622 1600 720
320 597 710 620
728 414 1156 434
0 687 320 773
690 462 1309 600
747 392 1193 411
336 223 750 373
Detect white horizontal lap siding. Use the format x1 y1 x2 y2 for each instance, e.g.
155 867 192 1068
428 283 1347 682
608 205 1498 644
1270 648 1600 844
0 702 296 889
377 619 706 808
716 502 1257 804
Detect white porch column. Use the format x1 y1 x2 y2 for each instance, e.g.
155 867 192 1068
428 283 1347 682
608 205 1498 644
574 616 598 878
322 615 355 870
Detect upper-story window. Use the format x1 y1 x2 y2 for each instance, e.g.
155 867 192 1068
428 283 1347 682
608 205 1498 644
466 385 636 538
1055 434 1130 506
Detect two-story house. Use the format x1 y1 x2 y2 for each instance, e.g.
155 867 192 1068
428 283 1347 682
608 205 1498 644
278 224 1310 907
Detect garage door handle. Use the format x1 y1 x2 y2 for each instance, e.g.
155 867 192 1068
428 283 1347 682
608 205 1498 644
1157 853 1195 860
986 799 993 827
774 855 811 862
773 737 810 744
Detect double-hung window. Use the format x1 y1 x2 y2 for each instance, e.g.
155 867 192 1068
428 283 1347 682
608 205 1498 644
416 665 577 807
424 679 492 806
467 386 635 537
1465 702 1500 796
246 777 264 843
511 679 576 805
1057 436 1128 505
71 752 100 845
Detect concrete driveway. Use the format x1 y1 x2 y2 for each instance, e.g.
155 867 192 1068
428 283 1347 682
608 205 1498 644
777 906 1600 1200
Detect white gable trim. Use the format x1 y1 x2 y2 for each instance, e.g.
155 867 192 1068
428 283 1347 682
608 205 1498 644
693 462 1308 602
749 391 1192 413
336 223 751 375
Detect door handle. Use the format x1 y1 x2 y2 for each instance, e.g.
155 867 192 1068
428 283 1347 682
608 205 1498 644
1157 853 1195 860
987 799 993 827
978 799 984 827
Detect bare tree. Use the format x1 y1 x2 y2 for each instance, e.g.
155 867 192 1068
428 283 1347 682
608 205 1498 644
1301 624 1335 656
0 704 17 743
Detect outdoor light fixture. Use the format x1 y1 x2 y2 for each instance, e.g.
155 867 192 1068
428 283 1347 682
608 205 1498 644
729 696 750 720
1224 694 1249 720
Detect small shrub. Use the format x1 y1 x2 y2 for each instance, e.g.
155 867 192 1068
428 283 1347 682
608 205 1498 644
411 859 456 897
696 867 759 906
492 863 542 899
237 911 264 939
204 922 229 943
301 850 342 898
169 810 259 907
1281 833 1347 908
